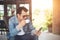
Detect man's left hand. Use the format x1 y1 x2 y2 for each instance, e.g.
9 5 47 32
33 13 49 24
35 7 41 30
34 30 41 36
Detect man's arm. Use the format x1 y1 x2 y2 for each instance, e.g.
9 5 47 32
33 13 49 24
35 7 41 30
9 19 20 37
9 16 26 36
28 22 36 35
28 21 41 36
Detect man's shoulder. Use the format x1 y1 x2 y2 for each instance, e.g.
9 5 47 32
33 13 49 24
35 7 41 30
9 16 17 21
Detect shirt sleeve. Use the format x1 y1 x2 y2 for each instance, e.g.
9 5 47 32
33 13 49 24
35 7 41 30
9 19 21 37
28 22 36 35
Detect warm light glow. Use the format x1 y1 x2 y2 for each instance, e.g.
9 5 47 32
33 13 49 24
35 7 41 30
32 0 53 31
32 0 53 11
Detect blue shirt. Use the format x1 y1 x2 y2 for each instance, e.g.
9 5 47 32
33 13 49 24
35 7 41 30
9 16 35 37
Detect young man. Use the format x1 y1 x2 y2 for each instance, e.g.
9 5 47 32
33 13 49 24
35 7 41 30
9 7 41 40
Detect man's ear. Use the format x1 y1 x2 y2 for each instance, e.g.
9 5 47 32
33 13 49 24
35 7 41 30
16 14 18 17
16 14 19 17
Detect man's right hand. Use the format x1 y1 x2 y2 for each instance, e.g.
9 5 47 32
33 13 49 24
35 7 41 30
16 20 26 30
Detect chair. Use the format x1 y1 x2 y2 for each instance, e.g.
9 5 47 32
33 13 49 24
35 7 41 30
0 20 8 35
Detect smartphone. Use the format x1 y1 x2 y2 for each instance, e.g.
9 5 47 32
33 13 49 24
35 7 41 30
38 27 42 32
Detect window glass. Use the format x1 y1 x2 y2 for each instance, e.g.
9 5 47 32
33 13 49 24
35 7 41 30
0 5 4 20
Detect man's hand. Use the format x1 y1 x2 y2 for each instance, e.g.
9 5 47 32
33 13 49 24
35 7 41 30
16 20 26 30
19 20 26 27
34 30 41 36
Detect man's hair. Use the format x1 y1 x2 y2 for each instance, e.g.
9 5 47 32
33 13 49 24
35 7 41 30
17 7 28 14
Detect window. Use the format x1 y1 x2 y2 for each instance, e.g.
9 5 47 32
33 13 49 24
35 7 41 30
0 5 4 20
32 0 53 31
7 4 16 16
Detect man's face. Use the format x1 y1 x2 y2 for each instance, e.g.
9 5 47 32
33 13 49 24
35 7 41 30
17 10 28 21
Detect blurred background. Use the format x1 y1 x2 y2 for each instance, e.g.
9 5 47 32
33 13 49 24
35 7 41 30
0 0 60 40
